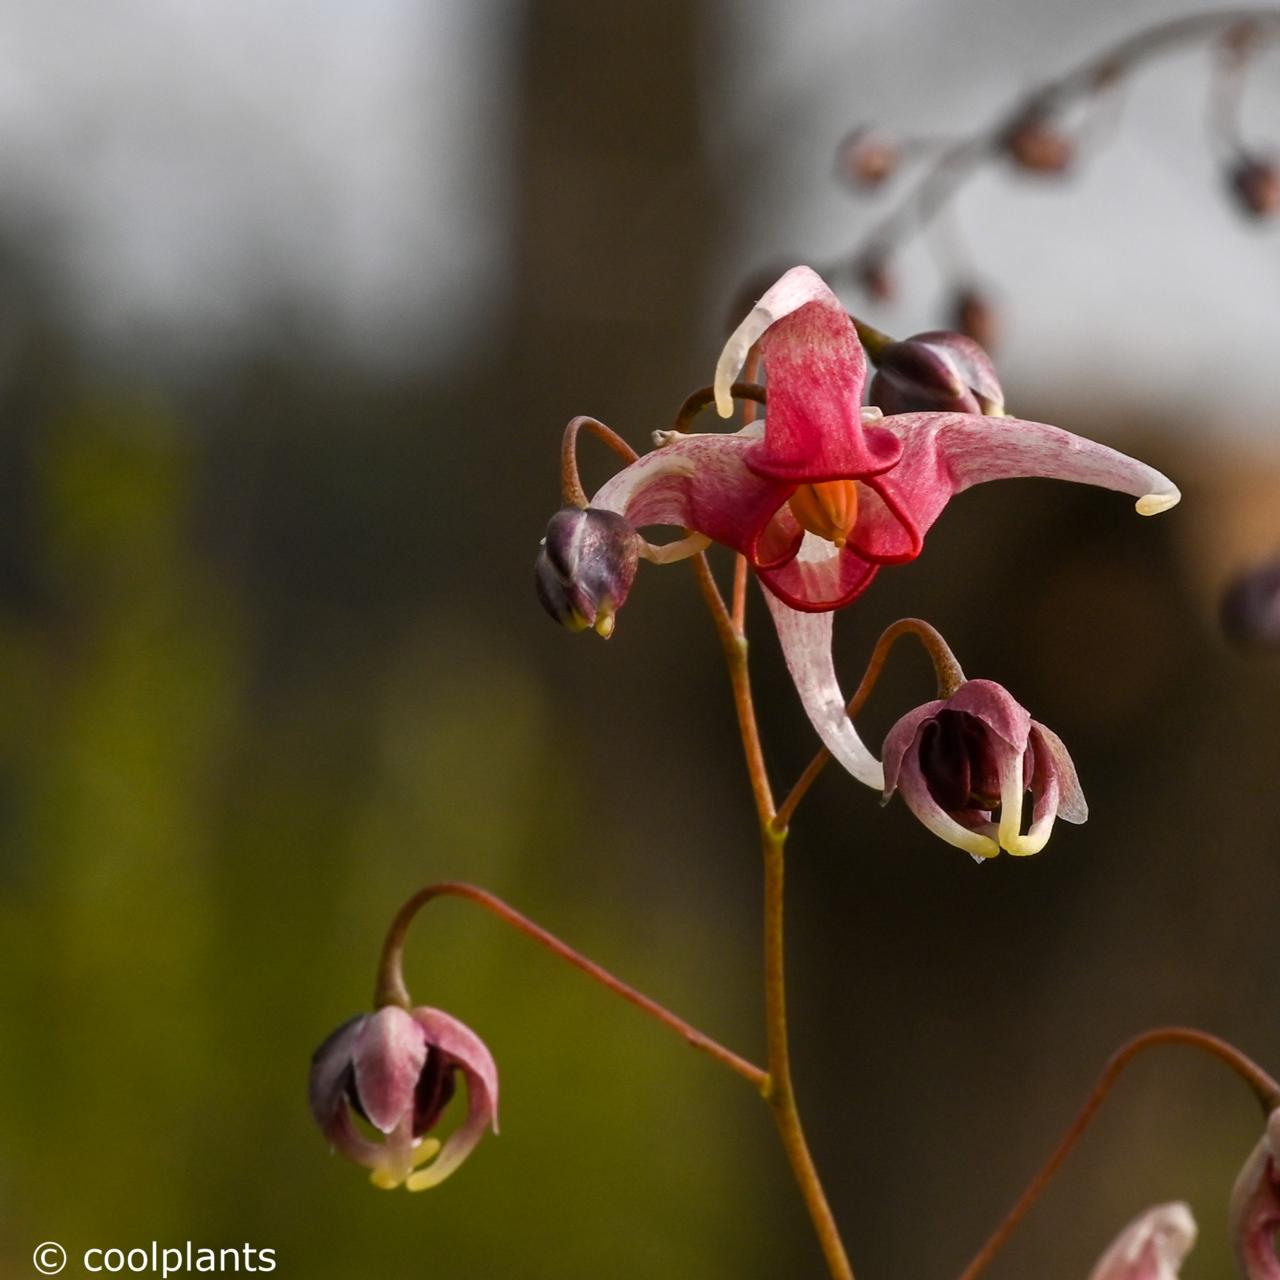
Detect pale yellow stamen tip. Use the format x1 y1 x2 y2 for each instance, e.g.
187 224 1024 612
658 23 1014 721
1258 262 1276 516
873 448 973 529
369 1168 402 1191
412 1137 442 1168
594 605 616 638
1136 490 1181 516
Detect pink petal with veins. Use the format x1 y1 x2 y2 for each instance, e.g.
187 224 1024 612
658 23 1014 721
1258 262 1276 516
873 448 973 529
405 1007 500 1192
716 267 902 483
353 1006 428 1135
1088 1203 1197 1280
946 679 1033 751
870 412 1181 550
764 589 885 790
1230 1113 1280 1279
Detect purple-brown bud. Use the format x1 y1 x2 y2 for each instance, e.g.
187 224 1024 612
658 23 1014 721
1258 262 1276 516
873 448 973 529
857 253 895 302
882 679 1087 859
949 286 1001 352
535 506 641 638
1229 155 1280 220
836 127 898 189
1220 559 1280 649
1005 112 1073 174
309 1004 498 1192
868 329 1005 416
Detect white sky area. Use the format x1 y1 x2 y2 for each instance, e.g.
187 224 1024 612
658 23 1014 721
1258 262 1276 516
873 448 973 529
716 0 1280 443
0 0 1274 442
0 0 519 369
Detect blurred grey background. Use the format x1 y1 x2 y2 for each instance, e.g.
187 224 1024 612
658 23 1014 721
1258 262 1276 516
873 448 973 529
0 2 1277 1277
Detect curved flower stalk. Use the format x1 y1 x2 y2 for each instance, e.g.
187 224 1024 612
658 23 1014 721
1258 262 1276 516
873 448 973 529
1087 1203 1197 1280
309 1004 498 1192
1230 1109 1280 1279
882 677 1087 859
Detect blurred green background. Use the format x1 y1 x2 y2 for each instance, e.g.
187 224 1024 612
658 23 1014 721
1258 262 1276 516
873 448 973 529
1 3 1279 1278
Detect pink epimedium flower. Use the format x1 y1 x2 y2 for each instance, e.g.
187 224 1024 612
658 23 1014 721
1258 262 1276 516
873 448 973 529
1087 1203 1198 1280
1229 1110 1280 1279
881 678 1087 858
588 264 1180 614
309 1004 498 1192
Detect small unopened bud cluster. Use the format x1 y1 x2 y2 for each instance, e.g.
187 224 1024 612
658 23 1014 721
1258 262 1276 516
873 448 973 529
837 128 898 188
1004 111 1073 174
1229 155 1280 220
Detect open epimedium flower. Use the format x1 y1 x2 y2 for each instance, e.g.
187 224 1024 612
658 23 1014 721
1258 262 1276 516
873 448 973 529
309 1004 498 1192
881 678 1086 859
568 263 1179 616
1087 1203 1198 1280
1230 1108 1280 1278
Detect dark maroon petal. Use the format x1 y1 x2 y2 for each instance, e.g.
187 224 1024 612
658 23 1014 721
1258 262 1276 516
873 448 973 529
881 701 945 798
412 1048 459 1138
309 1015 367 1130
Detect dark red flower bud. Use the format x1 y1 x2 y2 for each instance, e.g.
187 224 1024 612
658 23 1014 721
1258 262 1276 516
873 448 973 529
1005 113 1073 174
535 506 641 638
837 127 898 189
1229 156 1280 220
1220 559 1280 648
868 329 1005 416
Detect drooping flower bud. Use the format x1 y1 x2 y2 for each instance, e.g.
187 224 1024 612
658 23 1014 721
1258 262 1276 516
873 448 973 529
1221 559 1280 649
535 507 641 638
868 329 1005 416
882 678 1087 859
1229 1109 1280 1278
1087 1203 1197 1280
310 1004 498 1192
949 286 1001 352
856 252 895 302
837 127 898 189
1005 111 1073 174
1229 155 1280 220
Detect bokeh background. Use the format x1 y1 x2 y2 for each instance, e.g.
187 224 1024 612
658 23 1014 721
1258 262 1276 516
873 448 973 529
0 1 1278 1277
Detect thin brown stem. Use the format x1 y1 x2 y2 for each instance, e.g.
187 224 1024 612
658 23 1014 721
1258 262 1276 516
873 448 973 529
957 1026 1280 1280
691 553 774 823
375 880 767 1091
672 381 767 434
774 618 965 831
560 415 640 508
691 553 855 1280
